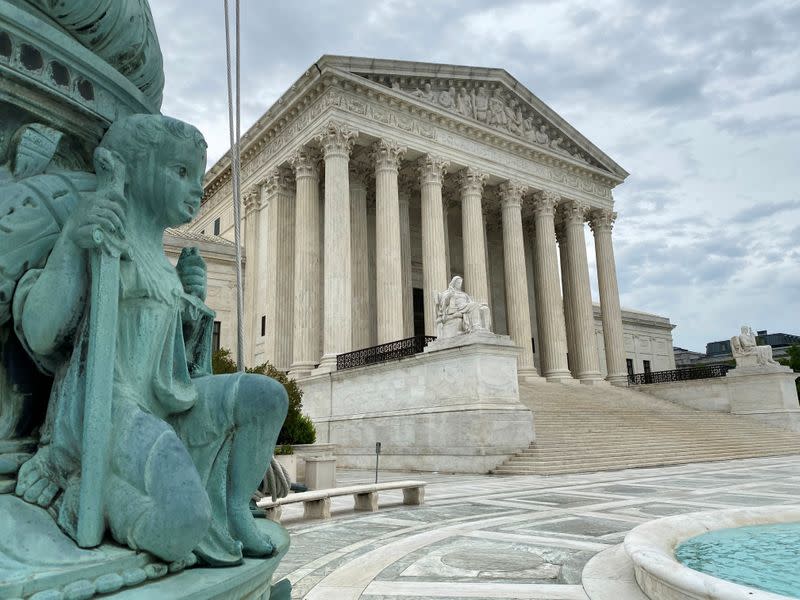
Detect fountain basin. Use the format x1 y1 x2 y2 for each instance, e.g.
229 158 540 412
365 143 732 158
623 506 800 600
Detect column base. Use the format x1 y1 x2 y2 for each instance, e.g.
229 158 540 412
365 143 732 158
289 361 317 380
606 374 629 387
544 370 578 384
577 372 606 386
312 354 338 374
518 368 545 383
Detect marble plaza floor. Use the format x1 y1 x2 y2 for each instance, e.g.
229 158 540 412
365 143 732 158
270 455 800 599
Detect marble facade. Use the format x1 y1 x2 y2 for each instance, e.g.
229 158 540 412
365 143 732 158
191 56 674 382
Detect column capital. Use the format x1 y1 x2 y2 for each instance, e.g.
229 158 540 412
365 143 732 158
243 185 262 215
289 146 320 179
531 190 561 216
349 161 371 189
316 120 358 158
559 199 589 225
458 167 487 195
417 154 450 186
372 139 407 172
589 209 617 234
499 180 528 208
263 167 293 197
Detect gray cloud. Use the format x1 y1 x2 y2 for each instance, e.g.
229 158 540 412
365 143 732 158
150 0 800 351
730 200 800 224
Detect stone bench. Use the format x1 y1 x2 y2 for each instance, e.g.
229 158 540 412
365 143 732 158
255 480 426 521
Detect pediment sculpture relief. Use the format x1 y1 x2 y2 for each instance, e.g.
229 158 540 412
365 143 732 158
383 76 596 167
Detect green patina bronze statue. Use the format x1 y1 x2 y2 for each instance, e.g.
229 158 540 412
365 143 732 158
0 1 292 597
10 114 287 566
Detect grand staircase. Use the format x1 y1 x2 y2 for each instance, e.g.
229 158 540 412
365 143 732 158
493 381 800 475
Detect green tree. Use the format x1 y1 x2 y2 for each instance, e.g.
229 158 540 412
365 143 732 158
778 344 800 400
212 348 316 445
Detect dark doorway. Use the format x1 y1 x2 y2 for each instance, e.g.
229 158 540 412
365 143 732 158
413 287 425 337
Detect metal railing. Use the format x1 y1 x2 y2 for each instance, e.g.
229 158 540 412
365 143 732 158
628 364 731 386
336 336 436 371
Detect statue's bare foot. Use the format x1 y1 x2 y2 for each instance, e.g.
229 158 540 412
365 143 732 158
15 446 60 508
168 552 198 573
229 506 275 557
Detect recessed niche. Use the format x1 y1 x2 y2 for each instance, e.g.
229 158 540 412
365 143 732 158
0 32 11 58
50 61 70 87
20 43 43 71
77 78 94 101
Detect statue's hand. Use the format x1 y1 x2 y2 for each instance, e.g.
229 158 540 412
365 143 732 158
64 192 127 254
177 246 207 301
64 148 127 255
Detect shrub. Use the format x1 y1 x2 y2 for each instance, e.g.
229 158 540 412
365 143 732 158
274 444 294 456
212 348 317 445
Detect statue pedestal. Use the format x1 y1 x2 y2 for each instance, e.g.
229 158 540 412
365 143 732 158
298 333 533 473
423 328 514 353
726 370 800 432
0 495 291 600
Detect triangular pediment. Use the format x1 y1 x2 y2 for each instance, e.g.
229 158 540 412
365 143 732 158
316 56 628 178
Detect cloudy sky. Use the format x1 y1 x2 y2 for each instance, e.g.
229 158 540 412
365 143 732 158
150 0 799 353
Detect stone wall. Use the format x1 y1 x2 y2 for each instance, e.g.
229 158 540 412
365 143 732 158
635 371 800 431
298 340 533 473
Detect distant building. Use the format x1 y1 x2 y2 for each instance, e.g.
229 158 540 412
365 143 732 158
673 346 707 368
707 331 800 358
673 330 799 367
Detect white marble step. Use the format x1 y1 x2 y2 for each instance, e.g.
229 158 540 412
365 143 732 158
496 378 800 475
507 450 800 466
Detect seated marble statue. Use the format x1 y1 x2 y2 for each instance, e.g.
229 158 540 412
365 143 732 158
435 276 492 338
7 114 288 566
730 325 781 369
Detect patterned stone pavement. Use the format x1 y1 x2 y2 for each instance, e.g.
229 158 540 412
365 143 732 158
270 456 800 599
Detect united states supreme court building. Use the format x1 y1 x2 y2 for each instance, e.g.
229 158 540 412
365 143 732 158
185 56 675 384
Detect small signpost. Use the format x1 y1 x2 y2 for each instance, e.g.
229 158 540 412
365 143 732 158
375 441 381 484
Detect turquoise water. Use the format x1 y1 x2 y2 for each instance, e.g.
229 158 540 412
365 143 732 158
675 522 800 598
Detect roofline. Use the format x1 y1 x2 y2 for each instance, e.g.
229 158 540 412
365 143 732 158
204 54 629 196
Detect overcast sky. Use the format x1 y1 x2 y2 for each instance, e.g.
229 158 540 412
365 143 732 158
150 0 799 353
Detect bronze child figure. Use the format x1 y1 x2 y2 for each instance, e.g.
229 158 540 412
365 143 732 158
12 114 287 566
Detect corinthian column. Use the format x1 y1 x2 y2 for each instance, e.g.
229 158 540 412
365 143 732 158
555 222 577 375
373 140 407 343
350 168 370 350
399 187 414 337
531 190 571 381
289 148 321 378
417 155 450 336
560 200 602 383
459 168 489 304
499 181 538 378
590 209 628 385
316 121 357 372
263 168 295 371
242 186 261 366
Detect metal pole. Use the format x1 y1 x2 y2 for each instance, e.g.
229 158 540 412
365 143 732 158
224 0 245 372
375 441 381 484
